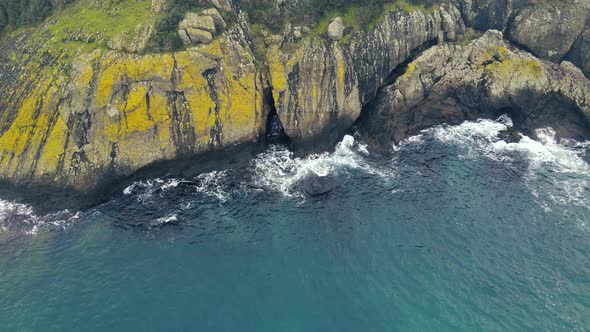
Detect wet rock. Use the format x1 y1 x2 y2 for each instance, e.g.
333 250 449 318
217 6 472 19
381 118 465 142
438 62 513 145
293 174 338 197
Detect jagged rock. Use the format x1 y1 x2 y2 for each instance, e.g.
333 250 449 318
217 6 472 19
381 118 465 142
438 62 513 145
452 0 514 31
328 17 344 41
567 25 590 78
359 30 590 149
211 0 233 12
507 4 588 62
267 4 465 149
0 15 265 191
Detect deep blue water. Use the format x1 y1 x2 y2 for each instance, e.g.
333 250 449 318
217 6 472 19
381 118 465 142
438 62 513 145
1 117 589 331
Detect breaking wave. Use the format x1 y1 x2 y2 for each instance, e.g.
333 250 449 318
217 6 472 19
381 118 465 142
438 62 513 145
404 115 590 217
0 199 81 236
250 135 388 197
2 116 589 235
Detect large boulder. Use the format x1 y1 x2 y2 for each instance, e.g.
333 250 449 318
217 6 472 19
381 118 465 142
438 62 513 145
178 10 225 45
359 30 590 149
507 4 588 62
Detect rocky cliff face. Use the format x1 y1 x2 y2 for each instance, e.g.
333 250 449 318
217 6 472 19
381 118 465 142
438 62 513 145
358 30 590 148
0 0 589 194
454 0 590 74
0 7 265 191
267 4 464 149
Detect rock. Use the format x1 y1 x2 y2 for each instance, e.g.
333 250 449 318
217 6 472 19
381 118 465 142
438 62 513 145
202 8 226 32
328 17 344 41
211 0 233 12
186 28 213 44
178 29 191 44
293 26 302 39
567 25 590 78
0 15 265 192
179 13 216 34
359 30 590 149
453 0 513 31
151 0 167 13
507 4 588 62
267 5 465 150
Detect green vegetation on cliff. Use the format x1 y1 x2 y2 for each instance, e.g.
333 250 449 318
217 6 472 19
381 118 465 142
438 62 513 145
0 0 72 31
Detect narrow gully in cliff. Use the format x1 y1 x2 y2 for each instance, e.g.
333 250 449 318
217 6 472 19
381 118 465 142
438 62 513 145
264 87 291 146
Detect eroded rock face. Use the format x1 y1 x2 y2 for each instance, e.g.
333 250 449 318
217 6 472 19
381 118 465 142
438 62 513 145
0 16 265 191
568 25 590 78
267 4 465 149
508 4 588 61
358 30 590 149
454 0 590 78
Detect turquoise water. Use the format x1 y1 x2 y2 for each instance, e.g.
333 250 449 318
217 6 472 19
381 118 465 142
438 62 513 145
1 117 589 331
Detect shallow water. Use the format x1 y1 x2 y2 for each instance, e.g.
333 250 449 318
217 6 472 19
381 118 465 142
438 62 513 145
1 116 589 331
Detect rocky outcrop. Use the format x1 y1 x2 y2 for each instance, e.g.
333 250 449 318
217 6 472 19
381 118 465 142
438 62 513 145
507 3 588 62
568 24 590 78
1 0 590 194
0 13 265 191
178 9 226 45
454 0 590 76
358 30 590 149
267 3 465 149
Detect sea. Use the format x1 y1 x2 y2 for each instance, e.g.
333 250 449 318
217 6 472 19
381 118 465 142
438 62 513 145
0 115 589 331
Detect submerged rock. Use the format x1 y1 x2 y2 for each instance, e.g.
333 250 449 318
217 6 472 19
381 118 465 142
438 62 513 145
358 30 590 149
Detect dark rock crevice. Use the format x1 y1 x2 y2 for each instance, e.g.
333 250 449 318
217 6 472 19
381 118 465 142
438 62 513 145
263 87 290 146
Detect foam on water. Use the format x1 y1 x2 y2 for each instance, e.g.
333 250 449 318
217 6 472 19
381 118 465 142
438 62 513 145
0 199 81 235
194 171 230 202
410 115 590 216
251 135 388 198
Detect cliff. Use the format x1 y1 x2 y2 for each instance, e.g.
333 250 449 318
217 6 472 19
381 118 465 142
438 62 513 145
0 0 589 194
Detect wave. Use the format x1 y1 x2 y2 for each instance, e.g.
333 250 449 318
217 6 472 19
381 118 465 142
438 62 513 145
0 199 81 236
407 115 590 214
250 135 388 198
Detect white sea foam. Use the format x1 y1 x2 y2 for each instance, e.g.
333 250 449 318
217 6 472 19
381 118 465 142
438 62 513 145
251 135 387 197
123 178 188 202
0 199 81 235
194 170 230 202
150 214 179 228
412 116 590 214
